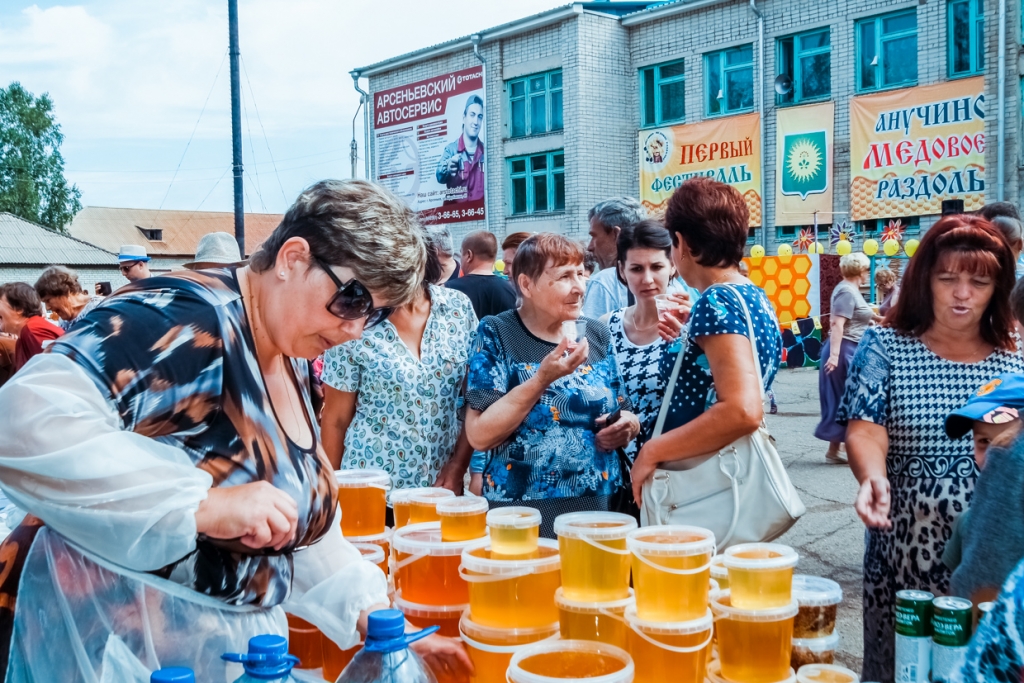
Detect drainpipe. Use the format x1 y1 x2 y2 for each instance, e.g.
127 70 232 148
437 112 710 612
350 70 371 179
748 0 766 247
997 0 1006 201
349 75 365 179
471 33 491 233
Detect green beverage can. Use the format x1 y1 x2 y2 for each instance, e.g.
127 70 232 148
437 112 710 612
931 596 973 683
894 590 933 683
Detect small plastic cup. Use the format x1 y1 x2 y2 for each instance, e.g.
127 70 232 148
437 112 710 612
393 590 467 638
460 615 560 683
710 554 729 591
335 469 391 537
654 294 676 322
561 319 588 351
461 538 561 630
438 496 489 542
351 542 387 576
791 631 840 670
795 662 859 683
555 587 634 649
392 522 476 606
627 525 715 622
712 590 799 683
792 575 842 638
555 512 637 602
391 487 454 528
345 528 392 575
625 606 713 683
508 639 634 683
408 488 457 524
487 507 542 556
723 543 799 609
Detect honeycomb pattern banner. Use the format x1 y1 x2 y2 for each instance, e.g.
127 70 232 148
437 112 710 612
743 253 821 325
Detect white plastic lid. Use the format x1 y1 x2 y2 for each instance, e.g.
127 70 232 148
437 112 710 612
626 525 715 556
487 506 542 529
461 538 560 575
792 631 840 652
345 528 392 544
723 543 799 570
508 640 634 683
793 575 843 607
460 613 560 648
408 488 456 505
390 487 445 505
351 543 385 566
554 587 634 614
709 660 795 683
711 591 799 622
392 522 478 556
710 554 728 579
334 468 391 488
553 512 637 540
437 496 489 516
796 663 859 683
624 605 713 635
393 590 467 619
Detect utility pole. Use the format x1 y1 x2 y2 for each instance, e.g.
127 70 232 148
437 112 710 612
228 0 244 257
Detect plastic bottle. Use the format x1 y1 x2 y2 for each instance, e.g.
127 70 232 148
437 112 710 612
222 634 301 682
151 668 195 683
336 608 439 683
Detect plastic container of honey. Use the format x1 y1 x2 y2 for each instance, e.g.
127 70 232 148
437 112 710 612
335 469 391 537
507 639 635 683
555 588 634 649
345 528 392 575
711 590 799 683
285 613 322 670
486 507 542 556
723 543 799 610
351 542 388 576
626 525 715 622
710 554 729 591
322 638 361 681
624 606 712 683
438 496 489 542
460 538 561 629
392 522 475 606
408 488 457 524
791 631 839 670
391 487 453 528
460 614 559 683
554 512 637 602
707 659 796 683
795 663 859 683
792 575 842 638
393 589 467 637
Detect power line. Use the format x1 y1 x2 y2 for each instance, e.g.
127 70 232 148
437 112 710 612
241 56 288 204
181 166 232 232
240 83 266 212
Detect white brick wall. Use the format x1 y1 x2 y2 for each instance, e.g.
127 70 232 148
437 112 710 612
0 266 126 292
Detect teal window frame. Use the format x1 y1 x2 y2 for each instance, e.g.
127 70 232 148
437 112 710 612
507 151 565 215
948 0 985 78
640 59 686 127
704 45 755 117
506 70 563 139
776 28 832 106
855 10 918 93
855 216 921 235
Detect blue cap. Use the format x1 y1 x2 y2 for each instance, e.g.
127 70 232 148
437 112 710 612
221 634 299 679
151 668 195 683
363 608 438 654
945 373 1024 439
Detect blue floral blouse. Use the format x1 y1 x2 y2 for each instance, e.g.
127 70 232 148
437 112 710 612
465 311 631 501
321 285 477 490
952 556 1024 682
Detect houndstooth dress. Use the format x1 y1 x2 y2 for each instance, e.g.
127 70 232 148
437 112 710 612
838 326 1024 683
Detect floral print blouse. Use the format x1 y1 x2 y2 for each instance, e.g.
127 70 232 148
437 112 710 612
321 285 477 490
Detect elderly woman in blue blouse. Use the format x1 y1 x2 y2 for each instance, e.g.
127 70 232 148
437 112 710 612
464 233 640 537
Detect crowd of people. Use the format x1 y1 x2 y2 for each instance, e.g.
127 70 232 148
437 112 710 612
0 176 1023 681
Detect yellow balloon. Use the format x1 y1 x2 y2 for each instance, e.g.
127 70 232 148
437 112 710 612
863 239 879 256
836 240 852 256
777 244 793 257
494 259 505 273
813 242 825 254
883 239 900 256
904 239 920 257
750 245 765 259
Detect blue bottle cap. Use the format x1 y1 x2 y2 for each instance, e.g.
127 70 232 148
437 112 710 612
151 668 195 683
363 608 439 654
248 634 288 657
221 633 299 679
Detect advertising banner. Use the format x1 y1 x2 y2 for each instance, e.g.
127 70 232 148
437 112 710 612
372 66 486 225
849 77 985 221
775 101 834 226
639 112 762 227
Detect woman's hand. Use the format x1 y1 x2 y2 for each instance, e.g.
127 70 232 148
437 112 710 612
536 336 589 386
658 293 692 343
434 460 466 495
630 447 659 507
410 633 474 683
195 482 299 551
595 411 640 452
855 476 892 529
824 354 839 373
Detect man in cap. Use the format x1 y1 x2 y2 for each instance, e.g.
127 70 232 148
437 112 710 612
118 245 152 282
183 232 245 270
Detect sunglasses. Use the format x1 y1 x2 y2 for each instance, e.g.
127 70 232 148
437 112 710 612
119 261 140 274
312 256 393 328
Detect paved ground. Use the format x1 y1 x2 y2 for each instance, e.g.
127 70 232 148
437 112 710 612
769 367 865 671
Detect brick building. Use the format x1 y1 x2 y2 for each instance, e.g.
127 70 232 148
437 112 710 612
354 0 1021 251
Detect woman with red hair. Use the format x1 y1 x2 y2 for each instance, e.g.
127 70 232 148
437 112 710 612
838 215 1024 682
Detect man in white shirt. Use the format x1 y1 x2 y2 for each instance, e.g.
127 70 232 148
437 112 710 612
583 197 645 318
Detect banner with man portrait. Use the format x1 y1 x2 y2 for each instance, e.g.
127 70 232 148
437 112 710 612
372 65 486 225
775 101 834 227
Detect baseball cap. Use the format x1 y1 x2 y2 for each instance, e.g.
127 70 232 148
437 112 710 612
945 373 1024 439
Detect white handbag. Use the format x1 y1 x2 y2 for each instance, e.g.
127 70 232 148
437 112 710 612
640 284 805 549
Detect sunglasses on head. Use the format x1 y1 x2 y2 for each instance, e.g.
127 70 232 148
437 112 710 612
312 256 393 328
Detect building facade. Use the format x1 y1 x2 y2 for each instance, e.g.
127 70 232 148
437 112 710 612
355 0 1021 251
0 213 122 291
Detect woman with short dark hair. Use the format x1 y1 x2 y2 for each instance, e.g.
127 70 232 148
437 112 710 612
0 282 63 373
839 214 1024 682
34 266 101 332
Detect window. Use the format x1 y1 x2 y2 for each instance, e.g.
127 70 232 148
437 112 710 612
856 10 918 92
640 59 686 126
776 29 831 105
856 216 921 235
137 227 163 241
948 0 985 77
508 151 565 215
507 70 563 138
776 225 797 240
705 45 754 116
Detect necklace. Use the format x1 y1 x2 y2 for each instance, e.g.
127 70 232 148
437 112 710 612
627 307 660 333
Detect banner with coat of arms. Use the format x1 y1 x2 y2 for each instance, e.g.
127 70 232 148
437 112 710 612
775 101 834 226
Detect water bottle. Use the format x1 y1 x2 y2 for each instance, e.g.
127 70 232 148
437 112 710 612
151 668 195 683
336 608 438 683
223 634 301 682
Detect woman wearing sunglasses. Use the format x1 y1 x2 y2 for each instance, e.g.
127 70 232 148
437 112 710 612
0 180 472 681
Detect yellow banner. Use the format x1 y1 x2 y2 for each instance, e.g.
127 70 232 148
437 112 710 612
849 77 985 221
775 101 834 227
639 113 762 227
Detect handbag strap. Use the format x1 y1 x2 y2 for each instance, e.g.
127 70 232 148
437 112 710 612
651 336 687 440
719 284 766 404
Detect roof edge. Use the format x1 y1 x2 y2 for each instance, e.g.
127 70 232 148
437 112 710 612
0 211 118 257
620 0 734 26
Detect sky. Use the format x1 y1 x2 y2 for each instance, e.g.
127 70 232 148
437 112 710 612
0 1 564 215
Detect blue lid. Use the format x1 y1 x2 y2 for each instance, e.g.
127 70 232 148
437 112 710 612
221 634 299 679
151 668 195 683
248 635 288 657
363 608 439 654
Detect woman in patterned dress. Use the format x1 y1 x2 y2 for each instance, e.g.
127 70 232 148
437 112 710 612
0 181 470 681
839 215 1024 683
